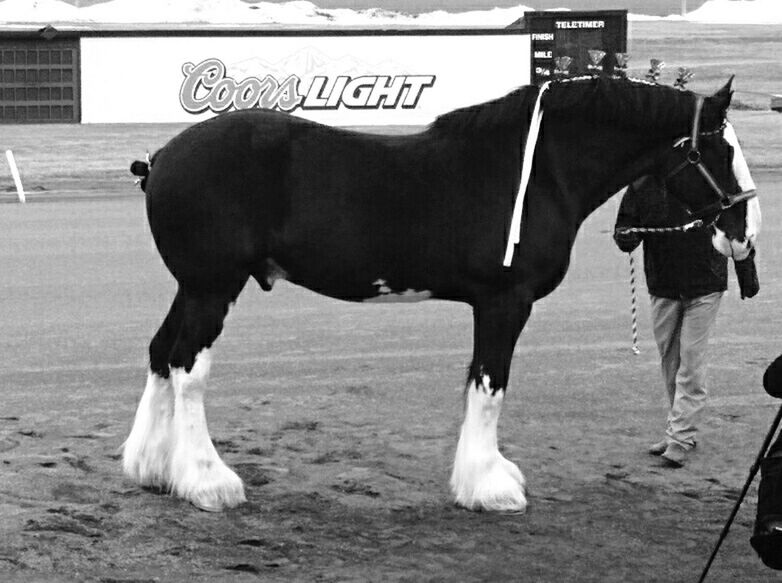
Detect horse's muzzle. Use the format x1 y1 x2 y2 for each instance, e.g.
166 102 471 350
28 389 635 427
712 228 752 261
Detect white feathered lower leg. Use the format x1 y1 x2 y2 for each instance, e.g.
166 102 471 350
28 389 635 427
450 376 526 512
123 371 174 488
168 349 245 511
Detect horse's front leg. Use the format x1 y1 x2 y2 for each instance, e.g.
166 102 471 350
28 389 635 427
451 291 531 512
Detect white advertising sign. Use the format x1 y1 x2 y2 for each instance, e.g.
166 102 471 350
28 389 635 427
80 33 530 125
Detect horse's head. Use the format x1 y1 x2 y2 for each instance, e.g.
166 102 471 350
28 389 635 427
660 78 760 261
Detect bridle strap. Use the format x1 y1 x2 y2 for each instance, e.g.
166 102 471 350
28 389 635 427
665 95 758 215
687 188 757 222
695 162 728 202
691 95 703 150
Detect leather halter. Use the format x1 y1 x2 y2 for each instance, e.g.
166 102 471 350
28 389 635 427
665 95 757 223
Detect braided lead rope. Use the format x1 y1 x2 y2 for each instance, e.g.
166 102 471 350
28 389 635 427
616 218 704 235
628 252 640 355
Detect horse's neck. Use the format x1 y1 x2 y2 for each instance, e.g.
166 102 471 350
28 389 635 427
540 120 670 222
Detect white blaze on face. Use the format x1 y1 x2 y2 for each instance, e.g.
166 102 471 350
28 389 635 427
712 122 760 261
450 375 527 512
746 196 762 245
264 258 288 289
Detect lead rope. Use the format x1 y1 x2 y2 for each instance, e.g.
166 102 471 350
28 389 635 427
616 219 704 235
628 252 640 355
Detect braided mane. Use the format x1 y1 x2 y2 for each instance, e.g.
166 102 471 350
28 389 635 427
430 76 726 137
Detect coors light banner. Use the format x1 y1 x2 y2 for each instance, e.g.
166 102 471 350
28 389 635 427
179 58 436 115
79 33 530 125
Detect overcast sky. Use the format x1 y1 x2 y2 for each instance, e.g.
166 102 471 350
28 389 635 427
64 1 710 17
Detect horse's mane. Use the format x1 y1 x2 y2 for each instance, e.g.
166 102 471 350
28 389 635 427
543 76 702 133
430 76 722 137
429 88 536 135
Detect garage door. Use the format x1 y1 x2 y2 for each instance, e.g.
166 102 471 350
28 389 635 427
0 38 80 123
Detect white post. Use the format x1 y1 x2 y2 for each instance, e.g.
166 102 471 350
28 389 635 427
5 150 25 203
681 0 688 16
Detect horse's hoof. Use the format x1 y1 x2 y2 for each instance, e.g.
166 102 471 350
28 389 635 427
451 454 527 513
185 483 247 512
192 500 227 513
172 460 247 512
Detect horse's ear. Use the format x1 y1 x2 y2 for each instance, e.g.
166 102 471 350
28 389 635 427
711 76 734 112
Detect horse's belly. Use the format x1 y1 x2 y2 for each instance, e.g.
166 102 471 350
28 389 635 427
362 279 433 303
278 263 435 304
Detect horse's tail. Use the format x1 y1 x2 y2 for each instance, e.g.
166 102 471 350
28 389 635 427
130 160 149 178
130 150 157 191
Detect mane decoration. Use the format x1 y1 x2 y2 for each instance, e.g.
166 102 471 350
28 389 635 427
431 73 724 140
541 75 701 134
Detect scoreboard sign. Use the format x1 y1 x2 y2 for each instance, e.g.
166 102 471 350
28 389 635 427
510 10 627 85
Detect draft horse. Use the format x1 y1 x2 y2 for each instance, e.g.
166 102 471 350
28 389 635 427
125 76 758 512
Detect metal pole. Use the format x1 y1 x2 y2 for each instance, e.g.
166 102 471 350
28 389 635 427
5 150 25 203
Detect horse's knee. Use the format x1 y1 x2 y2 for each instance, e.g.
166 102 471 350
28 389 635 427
168 286 249 372
148 289 187 377
149 334 172 378
168 292 234 372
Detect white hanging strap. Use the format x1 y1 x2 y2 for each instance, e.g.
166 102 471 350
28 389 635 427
503 81 551 267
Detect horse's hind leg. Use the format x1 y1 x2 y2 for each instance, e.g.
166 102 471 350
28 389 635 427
167 283 247 511
450 292 531 512
123 288 184 489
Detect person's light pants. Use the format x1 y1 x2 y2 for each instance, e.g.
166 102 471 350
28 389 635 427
650 292 723 448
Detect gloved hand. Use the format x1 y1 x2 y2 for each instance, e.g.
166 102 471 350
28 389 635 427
613 230 641 253
735 248 759 299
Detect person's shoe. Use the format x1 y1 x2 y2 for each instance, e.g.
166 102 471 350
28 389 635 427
661 442 690 467
751 522 782 570
648 439 668 456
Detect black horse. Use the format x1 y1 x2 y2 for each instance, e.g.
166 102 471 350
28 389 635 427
124 75 756 512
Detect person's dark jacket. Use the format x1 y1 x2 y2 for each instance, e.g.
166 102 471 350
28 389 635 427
613 176 727 299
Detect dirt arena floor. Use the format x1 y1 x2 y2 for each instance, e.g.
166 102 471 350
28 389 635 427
2 102 782 581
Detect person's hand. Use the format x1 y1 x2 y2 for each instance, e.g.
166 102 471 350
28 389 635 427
614 230 641 253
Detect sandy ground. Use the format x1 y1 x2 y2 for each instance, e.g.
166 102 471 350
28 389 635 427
1 17 782 571
1 117 782 580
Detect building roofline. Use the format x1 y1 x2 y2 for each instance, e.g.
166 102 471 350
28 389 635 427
0 24 529 38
